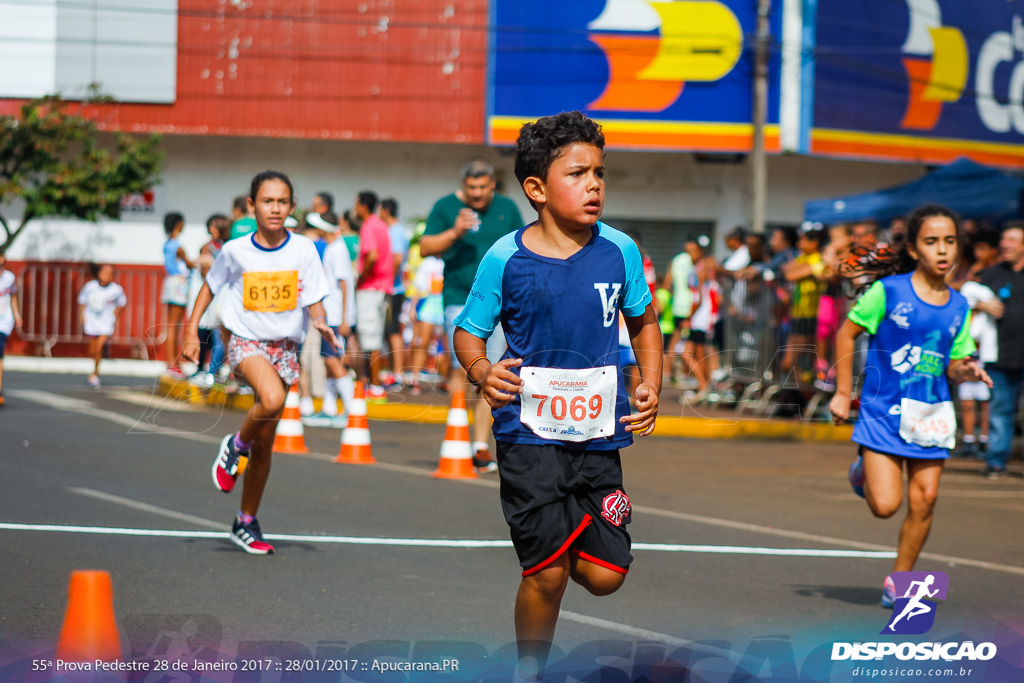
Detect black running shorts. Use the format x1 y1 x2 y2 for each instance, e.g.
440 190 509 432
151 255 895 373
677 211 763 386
496 441 633 577
384 293 405 337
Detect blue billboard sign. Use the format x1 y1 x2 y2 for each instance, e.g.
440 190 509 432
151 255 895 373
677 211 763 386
488 0 783 152
811 0 1024 167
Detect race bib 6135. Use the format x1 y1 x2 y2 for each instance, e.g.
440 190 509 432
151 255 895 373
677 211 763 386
243 271 298 313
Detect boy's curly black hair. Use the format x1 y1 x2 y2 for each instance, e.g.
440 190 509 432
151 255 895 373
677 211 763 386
514 111 605 207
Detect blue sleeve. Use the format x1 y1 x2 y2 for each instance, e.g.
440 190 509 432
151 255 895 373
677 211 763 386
454 235 516 338
601 224 652 317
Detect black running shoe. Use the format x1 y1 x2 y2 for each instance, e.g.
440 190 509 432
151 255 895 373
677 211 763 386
473 448 498 474
212 434 247 493
230 517 275 555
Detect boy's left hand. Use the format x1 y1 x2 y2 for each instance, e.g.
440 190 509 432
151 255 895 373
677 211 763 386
314 318 340 351
621 380 659 437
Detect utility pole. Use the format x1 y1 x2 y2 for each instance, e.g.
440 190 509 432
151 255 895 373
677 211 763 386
751 0 771 234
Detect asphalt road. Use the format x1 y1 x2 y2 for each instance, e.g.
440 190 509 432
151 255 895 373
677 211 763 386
1 371 1023 682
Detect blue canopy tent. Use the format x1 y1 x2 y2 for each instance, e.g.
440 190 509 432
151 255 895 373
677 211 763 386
804 158 1024 224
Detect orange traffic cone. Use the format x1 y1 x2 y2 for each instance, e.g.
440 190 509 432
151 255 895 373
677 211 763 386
432 390 477 479
57 570 121 662
273 385 309 454
337 382 376 464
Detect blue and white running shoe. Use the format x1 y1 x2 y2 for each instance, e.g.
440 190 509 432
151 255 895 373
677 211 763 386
848 456 866 499
881 576 896 609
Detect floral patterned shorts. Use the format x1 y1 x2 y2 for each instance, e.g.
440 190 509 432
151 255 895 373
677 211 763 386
228 336 300 386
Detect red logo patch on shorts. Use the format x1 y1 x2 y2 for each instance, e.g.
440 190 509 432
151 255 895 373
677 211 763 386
601 490 631 527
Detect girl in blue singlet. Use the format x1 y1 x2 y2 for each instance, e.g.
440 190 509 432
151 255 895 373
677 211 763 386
829 205 991 608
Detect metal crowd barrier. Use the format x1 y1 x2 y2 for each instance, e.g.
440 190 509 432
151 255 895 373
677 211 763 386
712 271 857 420
715 274 780 413
17 262 168 358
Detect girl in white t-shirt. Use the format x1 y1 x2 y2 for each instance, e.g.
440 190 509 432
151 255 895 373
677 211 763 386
78 263 127 389
182 170 337 556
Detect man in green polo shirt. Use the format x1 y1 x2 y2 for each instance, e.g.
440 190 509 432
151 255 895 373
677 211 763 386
421 159 523 473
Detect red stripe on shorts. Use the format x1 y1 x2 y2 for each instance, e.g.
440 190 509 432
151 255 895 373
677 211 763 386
573 549 629 575
522 515 592 577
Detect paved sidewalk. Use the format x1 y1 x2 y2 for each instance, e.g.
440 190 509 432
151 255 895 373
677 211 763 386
5 355 166 377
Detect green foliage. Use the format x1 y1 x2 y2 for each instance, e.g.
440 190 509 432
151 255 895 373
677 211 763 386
0 93 164 251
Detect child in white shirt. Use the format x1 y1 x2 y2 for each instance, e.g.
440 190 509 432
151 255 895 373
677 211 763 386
78 263 126 389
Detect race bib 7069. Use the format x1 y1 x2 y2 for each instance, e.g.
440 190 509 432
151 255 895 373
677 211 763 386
520 365 617 442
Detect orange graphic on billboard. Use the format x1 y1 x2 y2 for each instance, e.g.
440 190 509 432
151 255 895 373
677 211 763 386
587 0 743 113
900 0 967 130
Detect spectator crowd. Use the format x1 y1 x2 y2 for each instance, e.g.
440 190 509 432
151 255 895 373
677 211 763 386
3 164 1019 479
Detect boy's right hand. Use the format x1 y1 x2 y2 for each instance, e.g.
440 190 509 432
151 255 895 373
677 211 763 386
828 393 851 425
479 357 524 409
181 328 200 364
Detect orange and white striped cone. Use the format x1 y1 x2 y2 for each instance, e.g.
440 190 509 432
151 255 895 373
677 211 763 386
432 390 477 479
337 382 375 464
272 386 309 455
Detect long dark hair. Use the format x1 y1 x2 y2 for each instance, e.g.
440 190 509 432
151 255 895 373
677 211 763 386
163 212 184 237
842 205 963 294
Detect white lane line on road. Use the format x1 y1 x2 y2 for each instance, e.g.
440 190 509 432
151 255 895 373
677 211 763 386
633 543 894 558
65 487 891 559
0 523 224 538
11 389 335 460
68 487 226 530
9 389 222 441
630 505 1024 576
108 390 205 412
0 522 896 557
632 504 893 552
371 461 502 487
559 611 735 659
937 489 1024 499
18 390 1024 575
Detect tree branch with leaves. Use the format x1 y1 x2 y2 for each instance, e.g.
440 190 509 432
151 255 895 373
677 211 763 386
0 93 164 252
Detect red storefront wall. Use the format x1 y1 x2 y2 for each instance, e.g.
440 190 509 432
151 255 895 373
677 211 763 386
0 0 488 143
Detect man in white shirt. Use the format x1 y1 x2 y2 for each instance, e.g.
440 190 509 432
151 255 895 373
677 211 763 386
721 226 751 272
304 212 357 427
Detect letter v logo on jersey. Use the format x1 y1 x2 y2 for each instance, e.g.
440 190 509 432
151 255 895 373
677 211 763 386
594 283 622 328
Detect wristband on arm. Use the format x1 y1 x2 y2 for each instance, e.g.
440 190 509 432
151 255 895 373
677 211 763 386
466 355 489 385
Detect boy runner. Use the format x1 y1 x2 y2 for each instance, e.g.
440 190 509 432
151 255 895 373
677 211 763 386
453 111 662 682
183 170 336 555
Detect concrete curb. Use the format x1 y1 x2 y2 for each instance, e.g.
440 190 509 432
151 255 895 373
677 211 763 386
6 356 166 377
156 376 854 443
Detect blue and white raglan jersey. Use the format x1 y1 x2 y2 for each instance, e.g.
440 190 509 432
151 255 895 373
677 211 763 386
850 273 975 459
454 222 653 450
